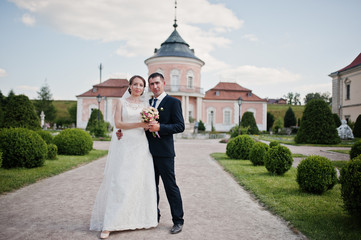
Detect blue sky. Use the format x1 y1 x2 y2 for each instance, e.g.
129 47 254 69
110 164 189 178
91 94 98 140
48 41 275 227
0 0 360 102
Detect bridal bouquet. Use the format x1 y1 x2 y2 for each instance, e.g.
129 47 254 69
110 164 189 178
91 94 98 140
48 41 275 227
141 107 160 138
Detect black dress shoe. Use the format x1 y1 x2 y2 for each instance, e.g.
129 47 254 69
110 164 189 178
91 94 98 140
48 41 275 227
170 224 183 234
158 213 161 222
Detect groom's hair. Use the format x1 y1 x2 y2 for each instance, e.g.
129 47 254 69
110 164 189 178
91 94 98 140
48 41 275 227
148 72 164 81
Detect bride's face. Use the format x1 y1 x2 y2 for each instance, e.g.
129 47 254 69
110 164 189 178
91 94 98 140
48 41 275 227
130 78 145 96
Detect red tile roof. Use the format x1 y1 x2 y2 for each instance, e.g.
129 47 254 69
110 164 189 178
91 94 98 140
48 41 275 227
204 82 266 102
335 52 361 73
77 78 129 98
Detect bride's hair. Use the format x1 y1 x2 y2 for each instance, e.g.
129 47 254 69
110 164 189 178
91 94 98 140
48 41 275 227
128 75 146 95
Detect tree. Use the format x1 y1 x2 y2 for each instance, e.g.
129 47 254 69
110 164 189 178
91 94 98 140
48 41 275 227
284 92 294 105
304 92 331 105
33 83 56 123
332 113 341 128
295 99 340 144
241 112 259 134
68 103 77 125
353 114 361 138
293 93 301 105
267 112 275 131
284 107 297 127
3 94 40 130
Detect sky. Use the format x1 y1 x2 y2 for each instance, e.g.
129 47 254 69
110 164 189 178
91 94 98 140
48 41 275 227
0 0 360 102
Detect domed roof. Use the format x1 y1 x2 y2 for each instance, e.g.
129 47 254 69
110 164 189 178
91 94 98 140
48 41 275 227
146 26 204 64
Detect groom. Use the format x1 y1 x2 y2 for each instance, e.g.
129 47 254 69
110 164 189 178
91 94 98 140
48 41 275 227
117 72 185 234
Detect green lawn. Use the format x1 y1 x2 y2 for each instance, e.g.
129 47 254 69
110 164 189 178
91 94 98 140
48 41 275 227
213 153 361 240
0 149 108 194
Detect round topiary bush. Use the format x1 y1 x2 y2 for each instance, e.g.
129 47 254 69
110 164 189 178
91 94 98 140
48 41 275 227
340 155 361 217
295 99 340 144
265 145 293 175
36 130 54 144
353 114 361 138
226 135 255 159
332 113 342 128
0 128 47 168
269 141 280 148
54 129 93 155
47 143 58 160
350 140 361 159
296 155 337 194
249 142 269 166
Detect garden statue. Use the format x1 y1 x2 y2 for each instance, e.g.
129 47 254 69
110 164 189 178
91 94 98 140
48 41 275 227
40 111 45 129
337 119 354 139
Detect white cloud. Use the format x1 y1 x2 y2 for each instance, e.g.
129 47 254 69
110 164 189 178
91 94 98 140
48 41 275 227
15 85 39 99
21 13 36 26
0 68 7 77
10 0 243 61
242 34 259 42
219 65 301 85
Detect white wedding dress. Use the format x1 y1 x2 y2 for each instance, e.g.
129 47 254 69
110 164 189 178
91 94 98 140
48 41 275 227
90 98 158 231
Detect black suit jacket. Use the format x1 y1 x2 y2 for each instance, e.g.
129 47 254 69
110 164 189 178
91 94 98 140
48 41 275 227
146 95 185 158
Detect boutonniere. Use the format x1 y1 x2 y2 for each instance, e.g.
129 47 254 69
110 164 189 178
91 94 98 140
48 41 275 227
160 107 164 111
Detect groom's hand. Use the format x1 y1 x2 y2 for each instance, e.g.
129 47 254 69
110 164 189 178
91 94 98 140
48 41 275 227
148 121 160 132
116 129 123 140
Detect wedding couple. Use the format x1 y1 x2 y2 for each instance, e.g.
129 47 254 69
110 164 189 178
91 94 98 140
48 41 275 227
90 73 185 239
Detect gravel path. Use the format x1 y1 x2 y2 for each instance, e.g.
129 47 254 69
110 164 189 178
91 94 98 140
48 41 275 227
0 139 310 240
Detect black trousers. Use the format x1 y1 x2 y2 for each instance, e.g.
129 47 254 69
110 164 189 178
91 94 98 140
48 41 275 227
153 156 184 225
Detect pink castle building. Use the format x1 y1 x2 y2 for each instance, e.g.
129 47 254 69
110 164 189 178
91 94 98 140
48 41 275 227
77 22 267 132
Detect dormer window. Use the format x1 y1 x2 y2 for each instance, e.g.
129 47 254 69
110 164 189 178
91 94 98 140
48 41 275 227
248 92 252 97
216 91 220 96
93 88 97 93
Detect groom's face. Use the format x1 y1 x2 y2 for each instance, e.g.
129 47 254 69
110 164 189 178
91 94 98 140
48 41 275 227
148 76 165 98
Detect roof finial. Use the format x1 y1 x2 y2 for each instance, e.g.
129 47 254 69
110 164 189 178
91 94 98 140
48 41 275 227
173 0 178 29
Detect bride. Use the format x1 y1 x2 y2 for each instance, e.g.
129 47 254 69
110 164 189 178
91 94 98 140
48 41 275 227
90 75 158 239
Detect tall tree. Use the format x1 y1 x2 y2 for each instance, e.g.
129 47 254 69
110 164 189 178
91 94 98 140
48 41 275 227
304 92 331 105
34 83 56 123
284 92 294 105
267 112 275 131
293 93 301 105
284 106 297 127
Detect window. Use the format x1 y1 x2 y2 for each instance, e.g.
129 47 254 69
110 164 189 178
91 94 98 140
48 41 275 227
171 69 180 91
216 91 220 96
186 70 194 89
224 110 231 125
346 83 350 100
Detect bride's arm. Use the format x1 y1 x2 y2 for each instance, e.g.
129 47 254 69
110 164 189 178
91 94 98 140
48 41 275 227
114 100 148 130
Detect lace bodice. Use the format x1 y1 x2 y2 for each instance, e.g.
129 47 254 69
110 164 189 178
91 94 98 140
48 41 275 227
120 98 148 123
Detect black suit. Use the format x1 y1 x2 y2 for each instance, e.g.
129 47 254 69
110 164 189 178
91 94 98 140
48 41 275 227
146 94 185 225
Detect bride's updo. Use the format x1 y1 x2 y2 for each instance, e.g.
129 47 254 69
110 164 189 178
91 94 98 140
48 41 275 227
128 75 146 95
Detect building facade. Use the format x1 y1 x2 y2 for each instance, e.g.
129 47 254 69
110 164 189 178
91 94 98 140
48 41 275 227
329 53 361 122
76 23 267 132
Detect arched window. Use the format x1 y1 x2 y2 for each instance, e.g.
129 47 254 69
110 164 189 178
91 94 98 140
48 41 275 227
207 107 216 126
170 69 180 91
187 70 194 89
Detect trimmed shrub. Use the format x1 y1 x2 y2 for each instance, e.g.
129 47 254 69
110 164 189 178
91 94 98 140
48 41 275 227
229 125 249 138
226 135 255 160
340 155 361 217
241 112 259 135
333 113 342 128
350 140 361 159
198 120 205 131
269 141 280 148
273 117 283 133
265 145 293 175
353 114 361 138
284 107 296 127
53 129 93 155
249 142 269 166
3 95 41 130
47 143 58 160
0 128 47 168
36 130 54 144
296 156 337 194
267 112 275 132
295 99 340 144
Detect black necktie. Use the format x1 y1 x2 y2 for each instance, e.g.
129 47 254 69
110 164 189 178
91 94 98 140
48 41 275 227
152 98 158 108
